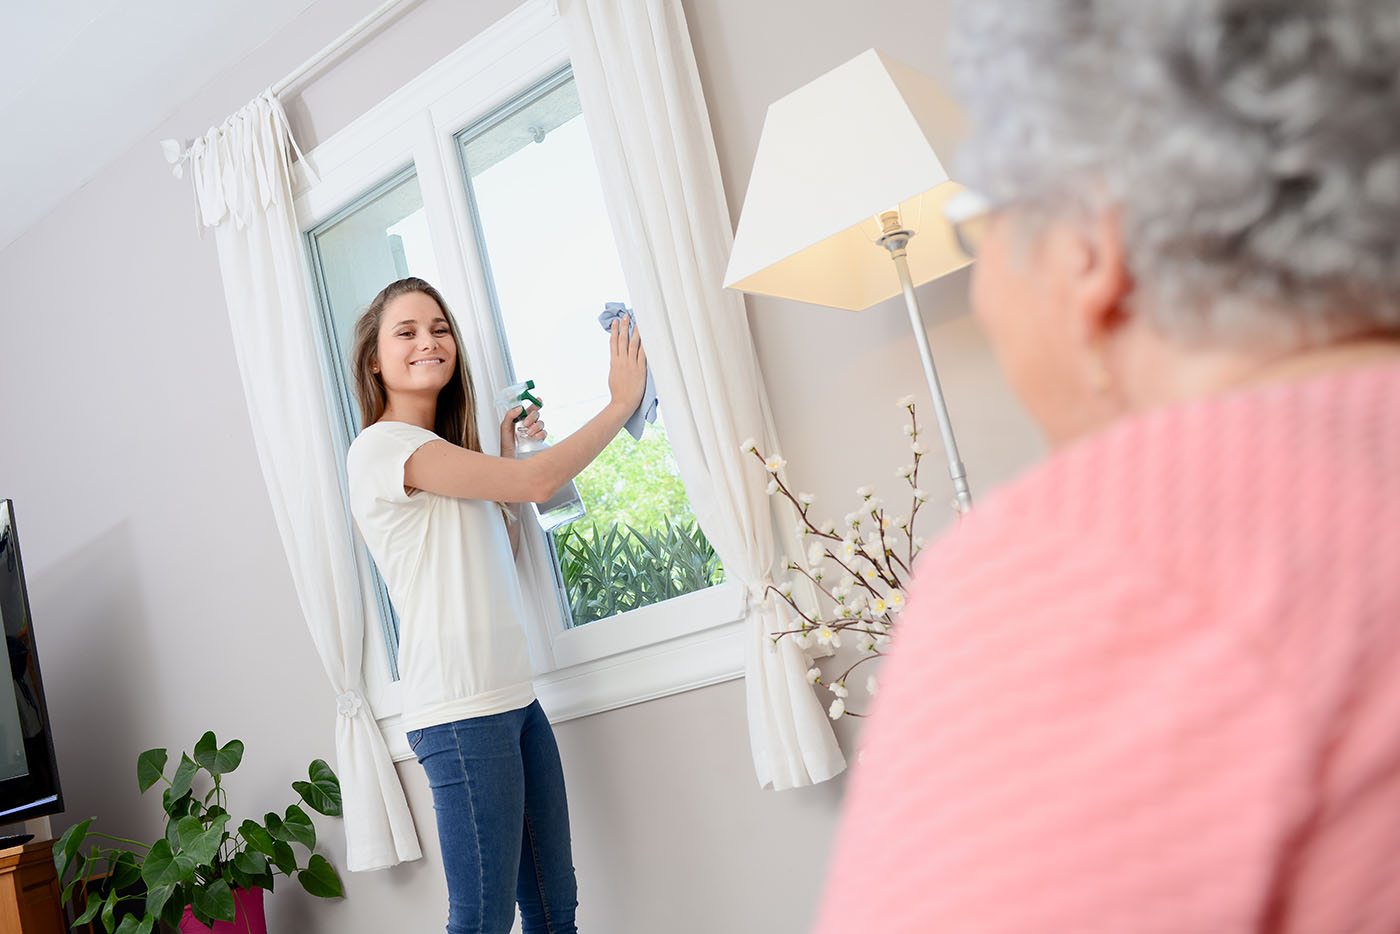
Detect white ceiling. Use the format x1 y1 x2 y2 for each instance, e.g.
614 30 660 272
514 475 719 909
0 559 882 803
0 0 326 251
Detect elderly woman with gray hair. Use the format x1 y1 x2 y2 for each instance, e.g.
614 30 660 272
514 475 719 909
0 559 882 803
815 1 1400 931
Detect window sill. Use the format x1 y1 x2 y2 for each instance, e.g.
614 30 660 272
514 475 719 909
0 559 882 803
379 583 747 762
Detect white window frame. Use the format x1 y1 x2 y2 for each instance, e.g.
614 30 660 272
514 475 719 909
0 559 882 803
292 0 744 761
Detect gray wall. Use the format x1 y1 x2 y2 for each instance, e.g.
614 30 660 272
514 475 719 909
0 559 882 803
0 0 1041 931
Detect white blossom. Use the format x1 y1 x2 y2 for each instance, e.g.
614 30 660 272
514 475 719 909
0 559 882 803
861 566 880 583
777 581 794 599
856 632 877 653
840 575 857 590
879 515 894 532
889 590 905 610
792 630 813 650
765 455 787 473
896 394 916 408
912 488 929 503
766 478 780 496
874 633 892 650
911 441 930 455
812 568 825 582
739 437 758 454
866 496 884 512
806 666 822 685
829 681 849 698
796 522 810 538
818 520 836 535
866 674 879 696
871 597 888 616
807 542 827 567
895 463 914 478
831 585 851 602
856 485 874 499
840 538 859 559
902 423 916 437
828 697 846 720
797 492 816 506
894 514 910 529
844 511 863 528
848 592 868 613
913 535 927 549
815 625 842 648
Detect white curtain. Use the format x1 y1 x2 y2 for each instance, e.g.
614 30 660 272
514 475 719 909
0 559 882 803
180 92 421 869
560 0 847 789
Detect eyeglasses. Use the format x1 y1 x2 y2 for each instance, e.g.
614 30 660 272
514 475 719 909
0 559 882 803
943 188 994 260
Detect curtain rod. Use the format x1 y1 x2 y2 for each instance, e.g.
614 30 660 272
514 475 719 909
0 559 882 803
272 0 414 96
161 0 415 169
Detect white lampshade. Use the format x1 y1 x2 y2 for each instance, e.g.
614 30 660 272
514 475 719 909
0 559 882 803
724 49 971 311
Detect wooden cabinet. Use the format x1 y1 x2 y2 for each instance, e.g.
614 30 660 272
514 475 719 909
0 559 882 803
0 839 66 934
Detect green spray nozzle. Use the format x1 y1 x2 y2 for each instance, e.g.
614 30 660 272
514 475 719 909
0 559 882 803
498 379 543 422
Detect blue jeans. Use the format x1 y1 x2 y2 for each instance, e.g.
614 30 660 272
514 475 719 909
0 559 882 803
407 700 578 934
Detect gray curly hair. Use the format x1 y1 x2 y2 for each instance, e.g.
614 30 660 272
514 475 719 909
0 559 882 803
950 0 1400 347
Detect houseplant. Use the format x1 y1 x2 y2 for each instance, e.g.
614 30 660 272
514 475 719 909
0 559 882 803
53 731 344 934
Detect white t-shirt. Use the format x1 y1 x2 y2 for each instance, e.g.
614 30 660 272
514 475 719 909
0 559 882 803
346 420 535 731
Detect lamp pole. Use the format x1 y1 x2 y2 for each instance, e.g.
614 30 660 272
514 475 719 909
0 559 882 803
878 211 973 513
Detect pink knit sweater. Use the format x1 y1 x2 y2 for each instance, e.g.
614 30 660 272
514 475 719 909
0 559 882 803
814 364 1400 934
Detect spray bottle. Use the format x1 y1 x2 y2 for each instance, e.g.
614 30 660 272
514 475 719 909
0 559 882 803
494 379 587 533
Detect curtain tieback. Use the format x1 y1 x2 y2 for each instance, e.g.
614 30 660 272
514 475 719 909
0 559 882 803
336 690 364 719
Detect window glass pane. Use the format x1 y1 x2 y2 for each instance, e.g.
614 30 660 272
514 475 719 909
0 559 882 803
458 71 724 627
310 170 440 419
306 168 441 675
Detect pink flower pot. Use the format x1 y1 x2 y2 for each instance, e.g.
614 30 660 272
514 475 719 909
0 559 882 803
177 887 267 934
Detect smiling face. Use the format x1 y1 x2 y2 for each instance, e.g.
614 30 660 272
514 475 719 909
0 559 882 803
374 290 458 399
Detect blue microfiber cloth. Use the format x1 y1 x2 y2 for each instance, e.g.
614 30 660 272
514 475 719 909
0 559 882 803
598 302 658 441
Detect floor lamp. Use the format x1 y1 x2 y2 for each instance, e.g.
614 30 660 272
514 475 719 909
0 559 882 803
724 49 975 512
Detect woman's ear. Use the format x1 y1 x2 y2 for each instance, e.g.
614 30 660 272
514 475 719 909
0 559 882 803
1052 208 1133 389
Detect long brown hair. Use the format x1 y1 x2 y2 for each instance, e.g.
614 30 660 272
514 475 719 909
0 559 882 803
350 277 486 453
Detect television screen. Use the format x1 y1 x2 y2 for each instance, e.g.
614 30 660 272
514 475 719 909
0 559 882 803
0 499 63 824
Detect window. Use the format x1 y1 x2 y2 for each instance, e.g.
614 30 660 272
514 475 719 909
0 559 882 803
291 1 744 749
454 68 725 629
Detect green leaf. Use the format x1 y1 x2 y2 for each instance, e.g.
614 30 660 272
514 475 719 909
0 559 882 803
74 890 103 925
142 838 196 888
281 804 315 850
293 759 342 817
113 914 140 934
110 850 141 889
213 739 244 775
193 732 245 776
169 754 198 803
264 812 288 843
100 892 116 934
136 748 167 794
270 840 296 876
192 731 218 771
54 817 92 880
192 879 236 925
297 854 344 898
145 882 176 920
177 812 229 867
160 887 188 928
234 849 268 877
239 820 276 857
62 857 89 904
